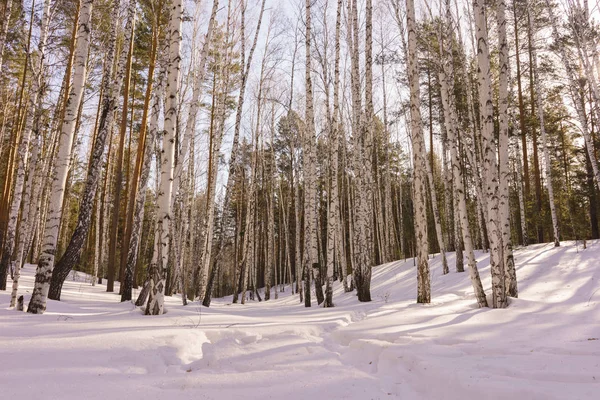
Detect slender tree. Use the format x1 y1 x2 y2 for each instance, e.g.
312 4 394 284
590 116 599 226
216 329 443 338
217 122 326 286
28 0 94 314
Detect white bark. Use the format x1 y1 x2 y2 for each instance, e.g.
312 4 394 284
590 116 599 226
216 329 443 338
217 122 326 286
497 0 518 295
28 0 93 314
325 0 343 308
407 0 430 304
146 0 183 315
303 0 320 306
473 0 506 308
436 0 487 307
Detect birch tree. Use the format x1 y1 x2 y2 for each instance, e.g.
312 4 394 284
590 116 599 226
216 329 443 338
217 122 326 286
473 0 506 308
28 0 94 314
497 0 518 294
407 0 430 304
324 0 343 308
303 0 321 306
146 0 183 315
436 0 487 307
49 0 138 300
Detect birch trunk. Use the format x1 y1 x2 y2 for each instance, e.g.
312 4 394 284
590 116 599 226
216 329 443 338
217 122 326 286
146 0 182 315
407 0 430 304
50 0 137 300
473 0 506 308
303 0 322 306
437 0 487 307
27 0 93 314
497 0 518 295
346 0 372 302
324 0 343 308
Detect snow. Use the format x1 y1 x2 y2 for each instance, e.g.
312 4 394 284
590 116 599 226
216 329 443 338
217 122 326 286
1 241 599 399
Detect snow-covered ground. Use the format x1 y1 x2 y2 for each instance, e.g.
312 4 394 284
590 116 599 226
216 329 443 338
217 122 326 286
1 241 599 399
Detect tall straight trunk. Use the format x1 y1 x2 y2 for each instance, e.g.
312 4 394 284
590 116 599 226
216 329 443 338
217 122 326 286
407 0 430 304
92 185 101 285
497 0 518 295
1 0 52 290
425 141 448 274
526 7 543 244
513 0 530 198
294 151 303 302
197 69 227 299
303 0 321 306
27 0 94 314
347 0 373 303
473 0 506 308
108 6 136 292
527 0 559 247
380 39 396 259
240 134 259 305
424 60 448 274
181 133 196 305
49 0 137 301
515 136 529 245
198 4 235 301
146 0 182 316
451 0 489 251
265 104 277 300
122 7 163 302
437 0 487 307
265 145 274 301
324 0 343 308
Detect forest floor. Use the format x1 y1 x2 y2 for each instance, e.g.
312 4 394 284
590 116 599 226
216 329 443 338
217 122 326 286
1 241 599 399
